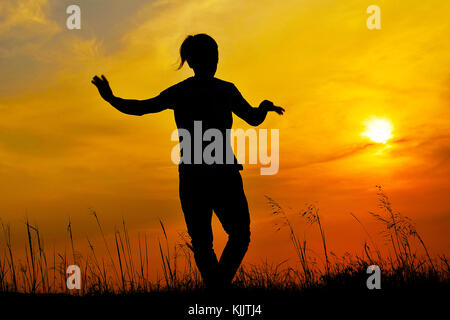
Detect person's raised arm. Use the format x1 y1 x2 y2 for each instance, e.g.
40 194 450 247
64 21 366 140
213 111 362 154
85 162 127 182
231 85 285 126
91 75 168 116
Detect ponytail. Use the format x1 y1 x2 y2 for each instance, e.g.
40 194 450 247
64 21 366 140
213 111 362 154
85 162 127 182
178 35 194 70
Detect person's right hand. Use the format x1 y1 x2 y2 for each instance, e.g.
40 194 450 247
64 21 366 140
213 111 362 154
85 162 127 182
91 75 114 102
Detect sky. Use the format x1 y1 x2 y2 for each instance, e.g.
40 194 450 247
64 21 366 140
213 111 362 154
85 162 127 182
0 0 449 268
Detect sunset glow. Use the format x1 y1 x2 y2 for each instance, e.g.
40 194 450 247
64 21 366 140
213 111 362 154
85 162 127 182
0 0 449 277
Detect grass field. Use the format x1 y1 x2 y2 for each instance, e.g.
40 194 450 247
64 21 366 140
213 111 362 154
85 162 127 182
0 186 448 317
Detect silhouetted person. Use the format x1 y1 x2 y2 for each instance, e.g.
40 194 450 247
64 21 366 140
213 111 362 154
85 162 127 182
92 34 284 288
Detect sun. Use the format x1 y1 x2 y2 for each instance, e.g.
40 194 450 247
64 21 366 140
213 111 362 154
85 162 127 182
361 118 394 144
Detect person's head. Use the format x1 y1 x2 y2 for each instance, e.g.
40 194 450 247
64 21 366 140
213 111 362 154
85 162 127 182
178 34 218 79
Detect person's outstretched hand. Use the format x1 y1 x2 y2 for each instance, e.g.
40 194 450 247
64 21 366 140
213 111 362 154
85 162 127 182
259 100 285 115
91 75 114 102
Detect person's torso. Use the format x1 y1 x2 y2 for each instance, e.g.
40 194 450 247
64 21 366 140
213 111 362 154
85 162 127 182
173 77 233 130
171 77 242 171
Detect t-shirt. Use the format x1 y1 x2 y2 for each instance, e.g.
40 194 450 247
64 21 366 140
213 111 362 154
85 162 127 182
159 76 247 172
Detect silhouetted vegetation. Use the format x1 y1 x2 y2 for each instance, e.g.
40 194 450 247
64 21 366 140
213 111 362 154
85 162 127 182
0 187 448 295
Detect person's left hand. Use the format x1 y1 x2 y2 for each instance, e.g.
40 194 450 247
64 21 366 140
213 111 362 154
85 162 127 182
259 100 285 115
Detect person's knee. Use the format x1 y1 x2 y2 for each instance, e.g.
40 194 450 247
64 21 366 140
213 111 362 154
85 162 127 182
229 228 250 249
191 236 214 254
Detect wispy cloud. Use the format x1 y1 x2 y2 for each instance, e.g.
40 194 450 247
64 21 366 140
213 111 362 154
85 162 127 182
0 0 59 34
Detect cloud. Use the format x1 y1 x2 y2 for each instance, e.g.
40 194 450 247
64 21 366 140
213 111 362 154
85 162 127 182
0 0 449 254
0 127 79 156
0 0 60 56
0 0 59 34
389 134 450 169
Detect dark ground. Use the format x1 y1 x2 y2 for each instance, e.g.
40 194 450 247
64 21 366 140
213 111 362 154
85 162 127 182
0 282 448 319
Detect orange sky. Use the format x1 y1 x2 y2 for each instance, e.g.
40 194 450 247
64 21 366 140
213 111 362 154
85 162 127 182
0 0 449 268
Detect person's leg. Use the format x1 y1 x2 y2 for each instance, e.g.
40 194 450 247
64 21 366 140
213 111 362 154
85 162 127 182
179 171 219 287
212 170 251 286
